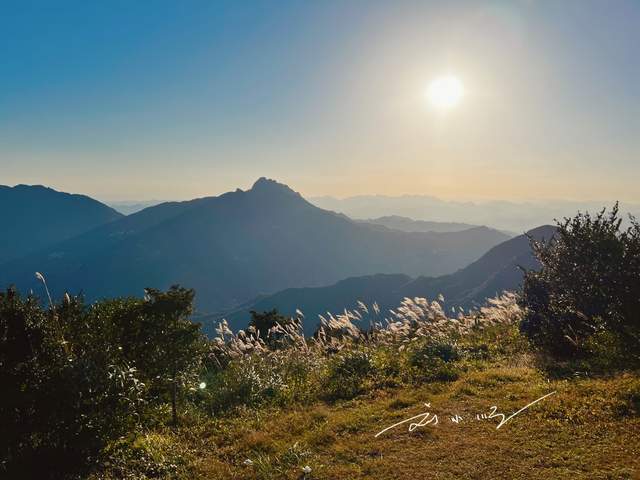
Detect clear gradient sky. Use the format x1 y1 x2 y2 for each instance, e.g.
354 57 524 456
1 1 639 202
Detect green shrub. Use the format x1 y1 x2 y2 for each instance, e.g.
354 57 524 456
411 341 460 365
96 432 194 480
370 347 403 387
276 352 323 404
206 355 289 412
0 288 141 479
520 204 640 363
407 340 461 383
323 350 374 400
0 284 208 478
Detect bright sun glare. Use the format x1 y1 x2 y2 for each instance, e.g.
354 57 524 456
426 75 464 110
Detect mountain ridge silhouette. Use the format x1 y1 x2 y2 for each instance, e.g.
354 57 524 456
0 178 508 316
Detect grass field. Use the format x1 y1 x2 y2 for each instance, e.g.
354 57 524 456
105 356 639 480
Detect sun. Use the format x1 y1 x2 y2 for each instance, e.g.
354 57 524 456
426 75 464 110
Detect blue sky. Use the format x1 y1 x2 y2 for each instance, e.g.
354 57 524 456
1 0 638 201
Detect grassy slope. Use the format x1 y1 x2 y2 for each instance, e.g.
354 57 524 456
158 361 639 480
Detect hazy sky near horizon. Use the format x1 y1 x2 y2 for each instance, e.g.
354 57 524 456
1 0 639 202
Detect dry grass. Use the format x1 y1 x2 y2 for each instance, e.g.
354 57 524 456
173 365 640 480
212 292 522 362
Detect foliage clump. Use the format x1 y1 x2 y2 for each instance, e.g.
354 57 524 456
407 340 461 382
520 204 640 364
0 284 207 478
323 350 374 400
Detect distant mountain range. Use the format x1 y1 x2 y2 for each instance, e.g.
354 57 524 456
107 200 165 215
0 185 122 264
0 178 508 315
399 224 555 306
311 195 637 233
362 215 480 233
216 225 556 334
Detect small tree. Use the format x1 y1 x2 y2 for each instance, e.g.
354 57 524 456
520 204 640 359
140 286 207 425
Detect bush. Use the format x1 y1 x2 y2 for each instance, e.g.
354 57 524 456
206 355 288 412
0 284 208 478
323 350 374 400
203 350 324 414
96 432 194 480
370 347 403 387
407 340 461 382
520 204 640 362
409 340 460 366
0 288 141 479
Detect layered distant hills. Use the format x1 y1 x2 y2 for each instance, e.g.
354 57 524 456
311 194 638 233
0 178 508 315
0 185 122 264
362 215 479 233
107 200 165 215
219 225 556 334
